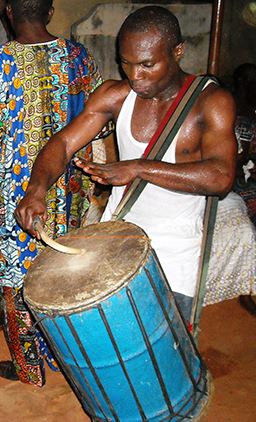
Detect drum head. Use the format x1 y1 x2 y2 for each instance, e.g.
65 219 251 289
24 221 150 314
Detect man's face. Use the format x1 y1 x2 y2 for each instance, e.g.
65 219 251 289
119 28 179 99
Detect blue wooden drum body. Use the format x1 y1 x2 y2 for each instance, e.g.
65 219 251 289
24 221 210 421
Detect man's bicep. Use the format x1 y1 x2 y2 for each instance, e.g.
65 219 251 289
64 108 112 158
202 90 237 163
64 80 120 155
202 127 237 163
200 130 237 194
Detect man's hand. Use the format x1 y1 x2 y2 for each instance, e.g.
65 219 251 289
15 191 47 239
74 158 140 186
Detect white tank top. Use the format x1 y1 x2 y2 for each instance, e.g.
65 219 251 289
116 90 177 162
102 88 208 297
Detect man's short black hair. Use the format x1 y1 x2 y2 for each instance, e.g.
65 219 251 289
6 0 53 22
118 6 183 50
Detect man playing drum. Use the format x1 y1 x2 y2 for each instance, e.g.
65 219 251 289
16 6 237 324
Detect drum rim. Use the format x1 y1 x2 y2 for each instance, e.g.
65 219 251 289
24 221 151 315
24 251 151 316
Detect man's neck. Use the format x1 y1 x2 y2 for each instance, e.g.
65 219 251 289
14 21 57 44
151 72 190 104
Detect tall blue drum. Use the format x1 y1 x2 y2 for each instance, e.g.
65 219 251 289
24 221 211 421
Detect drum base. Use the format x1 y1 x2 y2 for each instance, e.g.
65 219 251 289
192 371 213 422
89 370 212 422
91 371 212 421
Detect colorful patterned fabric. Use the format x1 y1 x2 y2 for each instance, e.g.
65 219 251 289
0 38 105 290
234 114 256 196
0 38 109 385
235 114 256 171
237 189 256 227
235 115 256 150
2 286 46 386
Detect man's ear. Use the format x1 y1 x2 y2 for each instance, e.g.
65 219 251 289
173 42 185 63
46 6 54 24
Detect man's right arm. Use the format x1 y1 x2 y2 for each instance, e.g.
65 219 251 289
15 80 119 236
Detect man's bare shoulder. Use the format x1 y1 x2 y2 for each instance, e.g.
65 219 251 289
101 79 129 91
199 81 236 117
94 79 130 101
88 79 131 117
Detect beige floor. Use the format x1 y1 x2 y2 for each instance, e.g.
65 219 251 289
0 298 255 422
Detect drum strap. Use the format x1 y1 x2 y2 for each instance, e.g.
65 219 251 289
112 75 217 220
190 195 218 341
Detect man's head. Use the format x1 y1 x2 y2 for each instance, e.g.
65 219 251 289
117 6 184 99
118 6 183 54
6 0 53 24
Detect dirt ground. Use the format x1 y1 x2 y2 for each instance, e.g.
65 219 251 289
0 298 255 422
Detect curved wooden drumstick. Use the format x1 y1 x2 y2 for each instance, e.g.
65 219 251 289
33 216 84 255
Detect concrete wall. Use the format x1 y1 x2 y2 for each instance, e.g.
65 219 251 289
48 0 124 38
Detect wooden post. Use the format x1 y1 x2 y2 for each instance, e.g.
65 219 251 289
207 0 224 75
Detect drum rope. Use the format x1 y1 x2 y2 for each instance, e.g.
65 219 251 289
144 265 199 391
55 316 106 418
65 315 120 421
98 304 148 421
126 287 175 414
27 315 48 335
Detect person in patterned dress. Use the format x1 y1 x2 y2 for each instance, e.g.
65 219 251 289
0 0 110 384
